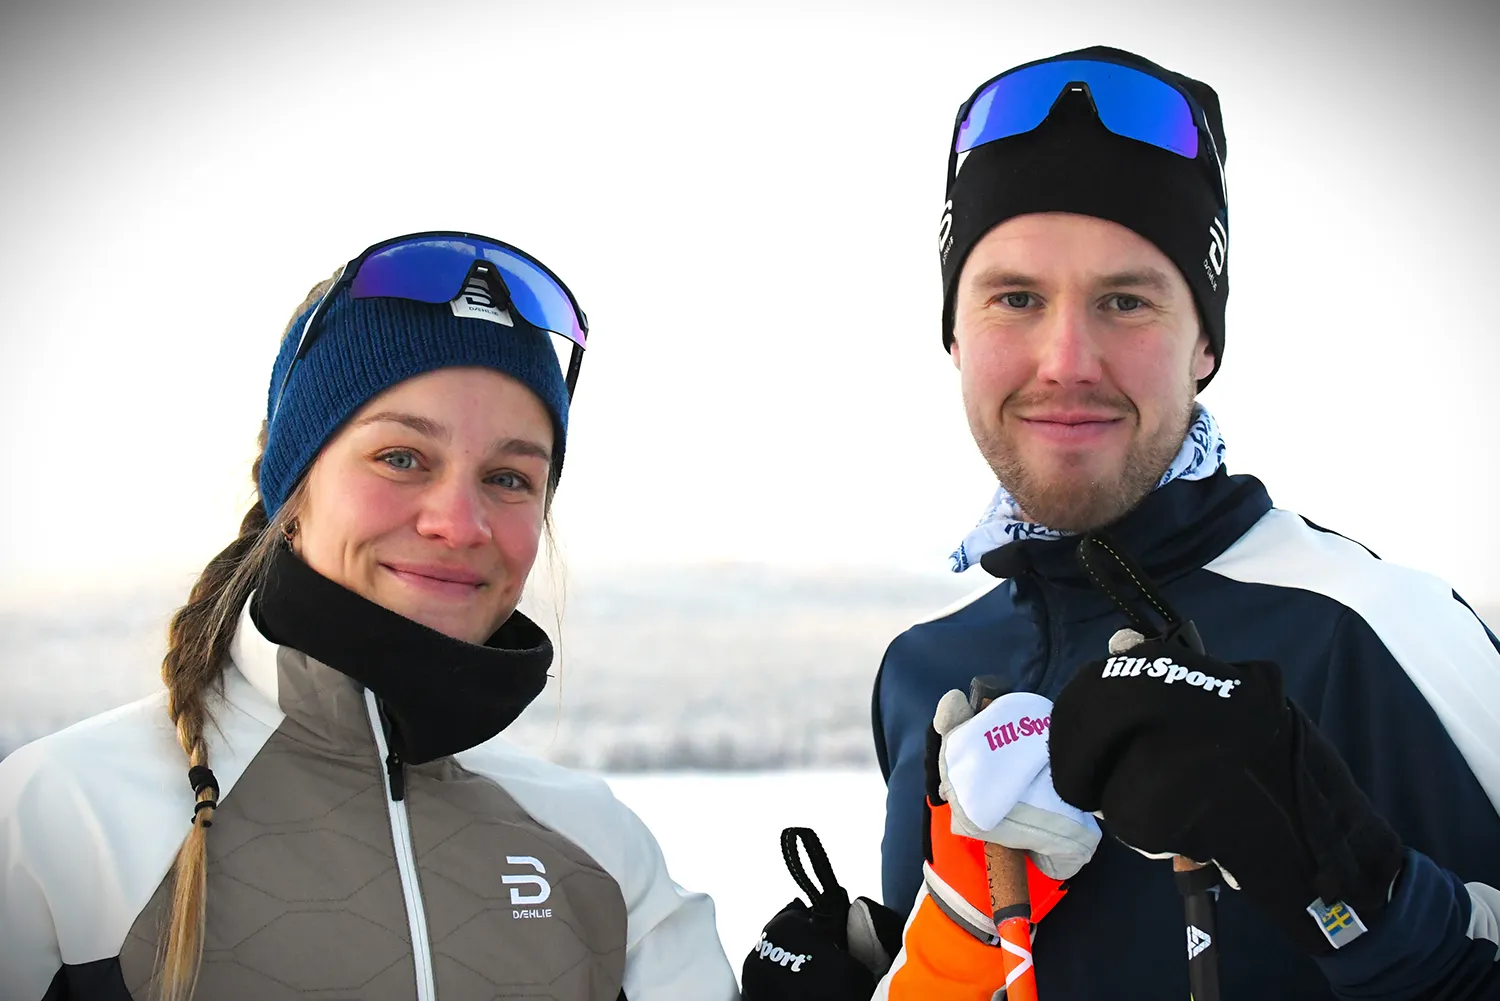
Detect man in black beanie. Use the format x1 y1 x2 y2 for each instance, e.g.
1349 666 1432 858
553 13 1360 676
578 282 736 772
855 45 1500 1000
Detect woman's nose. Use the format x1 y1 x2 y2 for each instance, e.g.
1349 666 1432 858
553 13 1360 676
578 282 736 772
414 475 491 547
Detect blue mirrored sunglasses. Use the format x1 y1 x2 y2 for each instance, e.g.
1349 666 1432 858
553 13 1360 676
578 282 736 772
951 58 1224 198
271 231 588 421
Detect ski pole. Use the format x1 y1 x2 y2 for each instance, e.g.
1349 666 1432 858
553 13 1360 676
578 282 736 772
969 675 1040 1001
1175 857 1222 1001
1075 533 1223 1001
1156 623 1222 1001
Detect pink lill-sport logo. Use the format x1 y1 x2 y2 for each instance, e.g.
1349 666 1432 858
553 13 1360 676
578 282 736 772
984 714 1050 751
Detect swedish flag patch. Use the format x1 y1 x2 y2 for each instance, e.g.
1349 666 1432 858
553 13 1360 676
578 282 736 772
1306 897 1369 949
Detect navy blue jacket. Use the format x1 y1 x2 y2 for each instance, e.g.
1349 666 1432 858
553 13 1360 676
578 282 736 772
874 470 1500 999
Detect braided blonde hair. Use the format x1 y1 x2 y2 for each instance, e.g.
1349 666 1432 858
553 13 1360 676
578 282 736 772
152 277 331 1000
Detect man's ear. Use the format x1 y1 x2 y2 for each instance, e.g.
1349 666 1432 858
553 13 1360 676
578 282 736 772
1191 332 1215 383
950 337 963 371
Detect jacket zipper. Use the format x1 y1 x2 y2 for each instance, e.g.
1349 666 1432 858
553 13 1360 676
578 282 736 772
1037 576 1064 695
364 689 436 1001
1013 574 1057 695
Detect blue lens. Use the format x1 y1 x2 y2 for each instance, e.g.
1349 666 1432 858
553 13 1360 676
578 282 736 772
956 59 1198 159
349 236 587 347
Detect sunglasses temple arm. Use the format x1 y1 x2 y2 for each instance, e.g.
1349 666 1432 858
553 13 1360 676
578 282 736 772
268 270 346 424
564 342 584 399
269 301 319 423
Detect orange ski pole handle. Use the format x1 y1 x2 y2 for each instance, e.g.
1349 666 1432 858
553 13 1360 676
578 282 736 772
970 675 1041 1000
986 842 1039 1001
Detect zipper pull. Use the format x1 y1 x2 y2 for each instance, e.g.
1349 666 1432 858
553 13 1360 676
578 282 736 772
386 747 406 802
373 695 408 802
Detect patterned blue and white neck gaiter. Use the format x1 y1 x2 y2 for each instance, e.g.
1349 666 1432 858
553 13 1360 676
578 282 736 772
949 404 1226 572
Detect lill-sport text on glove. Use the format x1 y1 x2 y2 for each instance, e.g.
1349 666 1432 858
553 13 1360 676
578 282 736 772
1099 655 1242 698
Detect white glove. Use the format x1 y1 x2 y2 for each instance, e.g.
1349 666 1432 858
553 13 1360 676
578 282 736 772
935 689 1101 880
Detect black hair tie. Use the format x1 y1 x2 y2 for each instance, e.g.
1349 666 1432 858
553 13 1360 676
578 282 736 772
188 765 219 827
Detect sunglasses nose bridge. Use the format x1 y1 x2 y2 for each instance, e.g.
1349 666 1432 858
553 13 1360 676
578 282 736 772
1046 81 1103 127
462 260 514 309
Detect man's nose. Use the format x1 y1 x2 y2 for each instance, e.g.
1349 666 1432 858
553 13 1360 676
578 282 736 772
1033 303 1104 386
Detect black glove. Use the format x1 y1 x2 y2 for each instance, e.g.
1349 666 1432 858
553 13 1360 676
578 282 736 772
741 827 904 1000
1049 637 1405 954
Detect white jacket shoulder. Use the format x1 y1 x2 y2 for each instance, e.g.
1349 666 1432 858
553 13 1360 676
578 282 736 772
1207 507 1500 810
1 671 284 1000
0 692 184 997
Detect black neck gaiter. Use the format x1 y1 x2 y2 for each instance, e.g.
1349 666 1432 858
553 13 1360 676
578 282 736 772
252 543 552 764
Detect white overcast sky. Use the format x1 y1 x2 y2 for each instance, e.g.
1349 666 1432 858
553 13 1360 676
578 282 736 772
1 0 1496 605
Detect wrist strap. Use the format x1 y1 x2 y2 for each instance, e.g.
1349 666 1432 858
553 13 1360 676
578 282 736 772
780 827 852 938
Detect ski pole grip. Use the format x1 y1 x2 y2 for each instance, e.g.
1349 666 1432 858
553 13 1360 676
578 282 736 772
984 842 1030 921
968 674 1041 999
967 675 1033 924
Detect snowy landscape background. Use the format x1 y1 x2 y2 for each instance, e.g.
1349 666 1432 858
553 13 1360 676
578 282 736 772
0 564 983 767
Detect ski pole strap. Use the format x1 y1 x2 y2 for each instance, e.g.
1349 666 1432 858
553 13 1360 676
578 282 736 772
1076 532 1205 653
1076 532 1176 634
780 827 851 925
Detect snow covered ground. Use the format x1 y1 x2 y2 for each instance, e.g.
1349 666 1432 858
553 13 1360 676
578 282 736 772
603 769 889 972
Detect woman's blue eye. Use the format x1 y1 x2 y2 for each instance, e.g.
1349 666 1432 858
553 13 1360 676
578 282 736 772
380 451 418 471
488 471 530 491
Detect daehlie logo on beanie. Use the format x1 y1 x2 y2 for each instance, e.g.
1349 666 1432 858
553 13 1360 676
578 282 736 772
938 200 955 264
1101 655 1241 698
450 271 515 327
1201 213 1228 292
753 933 811 972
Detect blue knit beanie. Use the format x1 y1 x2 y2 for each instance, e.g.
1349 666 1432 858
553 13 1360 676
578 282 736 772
259 285 570 516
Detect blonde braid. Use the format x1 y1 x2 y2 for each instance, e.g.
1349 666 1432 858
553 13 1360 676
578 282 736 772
153 276 334 1001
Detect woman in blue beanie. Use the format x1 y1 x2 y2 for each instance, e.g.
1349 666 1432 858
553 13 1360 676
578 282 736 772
0 232 738 1001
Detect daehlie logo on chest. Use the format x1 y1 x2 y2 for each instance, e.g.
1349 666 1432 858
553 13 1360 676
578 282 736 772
1101 655 1241 698
504 855 553 919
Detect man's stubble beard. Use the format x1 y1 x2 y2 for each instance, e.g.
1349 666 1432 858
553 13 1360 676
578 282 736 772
971 394 1196 534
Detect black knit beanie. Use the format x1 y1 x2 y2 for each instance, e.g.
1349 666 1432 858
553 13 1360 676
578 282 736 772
938 46 1230 389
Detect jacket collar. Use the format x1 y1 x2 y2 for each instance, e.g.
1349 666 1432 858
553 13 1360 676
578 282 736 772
232 543 551 764
979 469 1273 598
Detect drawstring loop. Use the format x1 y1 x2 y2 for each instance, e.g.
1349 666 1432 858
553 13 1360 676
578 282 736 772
780 826 852 936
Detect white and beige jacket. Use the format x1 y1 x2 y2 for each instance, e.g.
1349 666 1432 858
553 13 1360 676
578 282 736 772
0 547 737 1000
